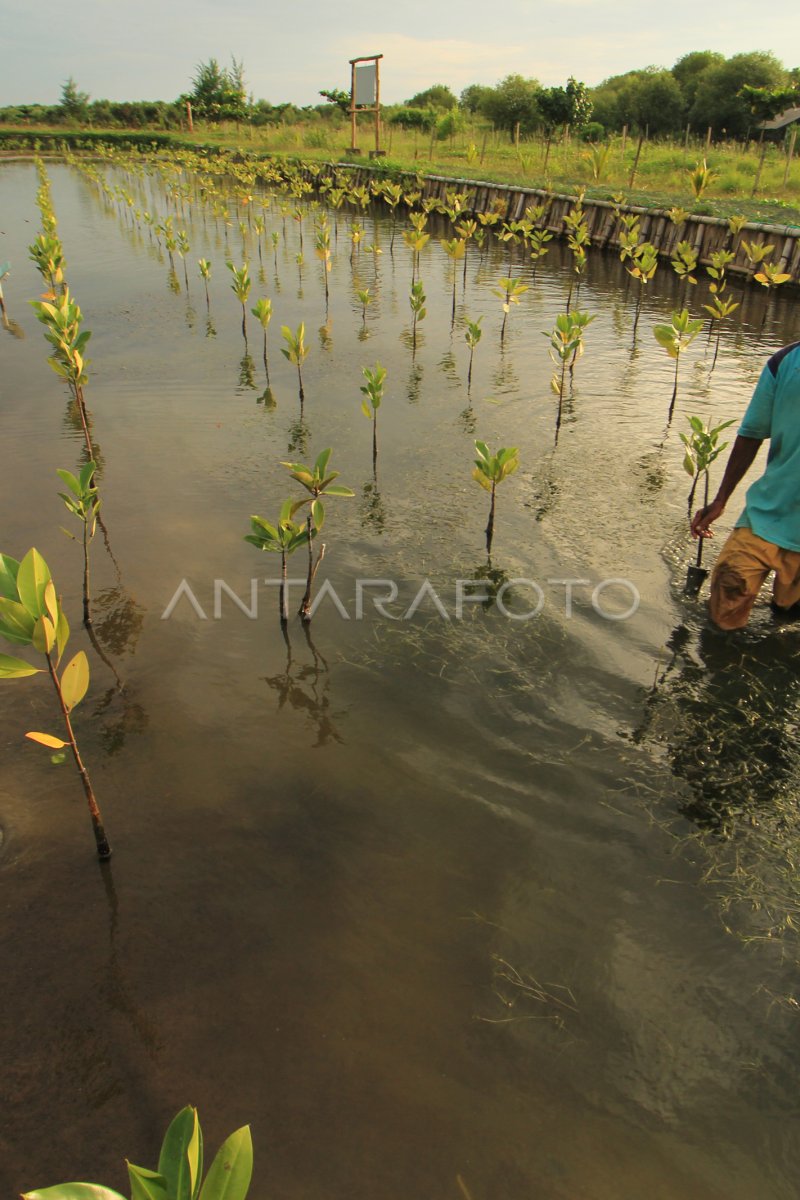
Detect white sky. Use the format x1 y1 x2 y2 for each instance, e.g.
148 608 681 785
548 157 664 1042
2 0 798 107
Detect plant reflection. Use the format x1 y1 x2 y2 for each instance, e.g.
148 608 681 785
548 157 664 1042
264 623 344 747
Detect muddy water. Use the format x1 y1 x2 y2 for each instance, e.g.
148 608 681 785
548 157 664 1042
2 161 800 1199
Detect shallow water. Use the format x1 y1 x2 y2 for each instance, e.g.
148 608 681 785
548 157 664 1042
2 160 800 1199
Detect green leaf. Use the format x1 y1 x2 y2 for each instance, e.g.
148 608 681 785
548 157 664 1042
60 650 89 712
323 485 354 497
128 1163 168 1200
0 596 36 644
55 606 70 665
198 1127 253 1200
314 448 332 476
311 499 324 531
0 652 40 679
361 399 373 419
16 548 52 619
56 468 81 498
158 1107 199 1200
23 1187 127 1200
44 579 59 627
0 553 20 601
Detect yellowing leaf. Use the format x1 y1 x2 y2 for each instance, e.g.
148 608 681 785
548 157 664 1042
60 650 89 712
26 731 68 749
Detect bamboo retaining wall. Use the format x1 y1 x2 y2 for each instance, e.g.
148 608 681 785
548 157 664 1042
328 165 800 290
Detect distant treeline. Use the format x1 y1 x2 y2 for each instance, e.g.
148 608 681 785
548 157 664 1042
1 49 798 144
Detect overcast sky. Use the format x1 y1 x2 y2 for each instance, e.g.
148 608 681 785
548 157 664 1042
3 0 799 108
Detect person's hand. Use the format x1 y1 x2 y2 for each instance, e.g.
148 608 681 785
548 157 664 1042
691 497 725 539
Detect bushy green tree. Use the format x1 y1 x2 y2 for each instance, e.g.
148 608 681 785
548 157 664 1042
188 56 248 122
60 77 89 122
671 50 725 114
689 51 788 137
481 74 541 136
406 84 458 110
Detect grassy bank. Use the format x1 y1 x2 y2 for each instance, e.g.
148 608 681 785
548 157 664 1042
2 120 800 226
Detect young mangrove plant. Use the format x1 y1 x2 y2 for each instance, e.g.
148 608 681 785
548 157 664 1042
528 227 553 283
472 441 520 557
464 316 483 389
493 277 528 344
356 286 372 332
281 322 309 403
227 259 251 340
703 249 740 369
546 310 595 439
315 219 332 309
281 448 354 621
177 229 191 290
440 237 466 326
359 361 386 471
30 288 95 459
245 500 311 624
688 158 717 199
57 461 100 626
0 548 111 860
251 297 273 382
22 1105 253 1200
627 242 659 335
681 415 734 593
653 308 704 416
670 240 698 304
198 257 212 307
409 280 427 355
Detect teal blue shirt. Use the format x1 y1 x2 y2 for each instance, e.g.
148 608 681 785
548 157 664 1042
735 341 800 551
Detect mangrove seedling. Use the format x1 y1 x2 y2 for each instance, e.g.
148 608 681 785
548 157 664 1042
177 229 191 289
681 414 735 518
653 308 704 416
356 286 372 330
546 310 595 438
57 460 100 626
680 415 734 593
30 288 95 459
403 226 430 285
687 158 717 199
409 280 427 355
359 361 386 470
315 221 332 308
22 1105 253 1200
198 257 212 307
472 441 520 556
227 259 251 340
493 277 528 344
670 240 698 303
281 448 354 621
281 322 309 403
703 249 740 369
441 237 466 325
251 297 273 381
0 548 111 859
245 501 311 623
464 316 483 388
528 227 553 282
627 242 659 335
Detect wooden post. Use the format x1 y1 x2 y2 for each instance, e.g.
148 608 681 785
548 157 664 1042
783 125 797 188
480 128 488 165
621 123 628 160
684 123 690 151
349 60 357 153
514 121 520 149
752 138 768 198
628 132 644 188
186 100 194 134
705 125 713 153
374 56 381 154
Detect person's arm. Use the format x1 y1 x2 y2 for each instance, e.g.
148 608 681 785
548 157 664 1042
690 435 763 538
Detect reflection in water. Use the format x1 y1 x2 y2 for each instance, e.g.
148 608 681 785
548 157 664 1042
287 415 310 457
469 557 510 612
237 351 256 393
636 623 800 834
166 267 181 295
98 864 160 1056
264 624 344 747
92 585 145 659
205 316 216 339
459 401 477 434
257 385 277 410
406 361 423 405
527 454 560 523
360 478 386 533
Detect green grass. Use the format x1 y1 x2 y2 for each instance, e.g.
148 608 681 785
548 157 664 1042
2 120 800 226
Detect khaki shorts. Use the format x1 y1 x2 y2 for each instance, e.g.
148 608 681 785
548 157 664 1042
709 526 800 629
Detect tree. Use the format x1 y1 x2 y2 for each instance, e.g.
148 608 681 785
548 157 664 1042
538 77 592 133
405 84 458 110
460 83 493 113
671 51 725 115
60 77 89 122
189 57 248 122
481 75 541 136
319 87 350 115
690 51 788 138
